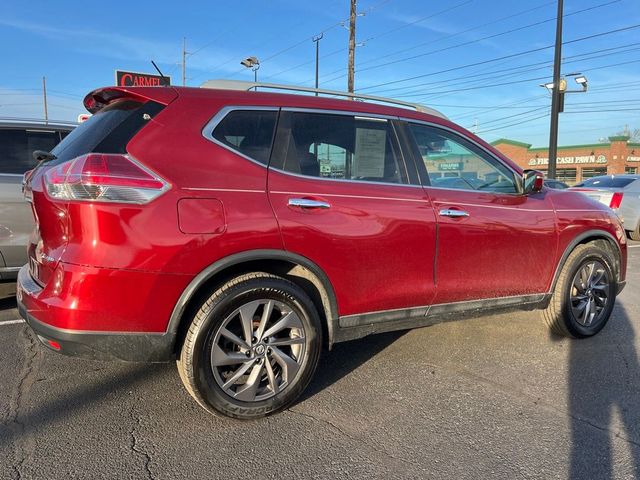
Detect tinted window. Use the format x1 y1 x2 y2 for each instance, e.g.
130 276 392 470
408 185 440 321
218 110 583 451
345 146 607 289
408 123 517 193
212 110 277 165
0 128 62 174
49 99 163 167
272 112 407 184
575 176 636 188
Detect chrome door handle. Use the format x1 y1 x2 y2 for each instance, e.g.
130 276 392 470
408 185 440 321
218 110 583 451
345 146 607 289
439 208 469 218
288 198 331 209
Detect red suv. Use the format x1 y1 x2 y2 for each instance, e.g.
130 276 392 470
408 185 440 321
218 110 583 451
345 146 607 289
18 82 627 419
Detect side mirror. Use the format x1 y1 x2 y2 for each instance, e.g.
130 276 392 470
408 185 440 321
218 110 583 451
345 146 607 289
523 169 544 194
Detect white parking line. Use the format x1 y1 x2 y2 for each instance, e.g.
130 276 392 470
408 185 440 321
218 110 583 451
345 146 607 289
0 319 25 326
629 245 640 248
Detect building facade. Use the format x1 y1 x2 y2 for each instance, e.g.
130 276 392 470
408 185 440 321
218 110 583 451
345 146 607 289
490 135 640 185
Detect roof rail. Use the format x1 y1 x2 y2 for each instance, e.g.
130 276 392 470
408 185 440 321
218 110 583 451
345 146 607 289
199 80 446 119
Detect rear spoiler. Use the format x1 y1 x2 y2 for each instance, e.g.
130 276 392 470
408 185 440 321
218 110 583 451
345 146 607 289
83 86 179 114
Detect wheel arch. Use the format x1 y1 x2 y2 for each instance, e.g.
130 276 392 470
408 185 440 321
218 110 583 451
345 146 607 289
549 229 623 294
167 250 340 352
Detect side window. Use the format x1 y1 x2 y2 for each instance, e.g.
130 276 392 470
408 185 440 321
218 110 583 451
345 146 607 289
273 111 407 184
408 123 517 194
0 129 59 175
211 110 278 165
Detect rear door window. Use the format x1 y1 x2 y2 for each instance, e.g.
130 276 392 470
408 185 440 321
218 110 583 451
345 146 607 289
271 111 409 185
210 109 278 165
0 128 62 175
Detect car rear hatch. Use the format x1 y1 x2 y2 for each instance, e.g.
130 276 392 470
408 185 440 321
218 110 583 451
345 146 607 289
24 86 178 286
571 188 616 206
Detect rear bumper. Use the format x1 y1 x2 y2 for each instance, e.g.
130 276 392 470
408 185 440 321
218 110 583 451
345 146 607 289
17 264 183 361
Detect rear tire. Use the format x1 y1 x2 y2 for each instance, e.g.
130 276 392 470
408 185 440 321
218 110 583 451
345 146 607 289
542 243 616 338
177 272 322 419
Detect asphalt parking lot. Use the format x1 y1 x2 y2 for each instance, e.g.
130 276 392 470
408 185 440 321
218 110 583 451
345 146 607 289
1 243 639 480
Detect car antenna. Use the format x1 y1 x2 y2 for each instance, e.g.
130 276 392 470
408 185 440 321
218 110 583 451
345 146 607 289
151 61 169 86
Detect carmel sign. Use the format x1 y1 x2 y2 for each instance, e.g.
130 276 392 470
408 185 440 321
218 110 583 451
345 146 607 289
628 156 640 162
528 154 606 166
115 70 171 87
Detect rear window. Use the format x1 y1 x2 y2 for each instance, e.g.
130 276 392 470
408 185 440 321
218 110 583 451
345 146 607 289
211 110 278 165
0 128 66 174
49 99 164 167
574 176 636 188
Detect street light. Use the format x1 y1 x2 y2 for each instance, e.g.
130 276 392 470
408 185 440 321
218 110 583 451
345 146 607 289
540 72 588 178
240 56 260 82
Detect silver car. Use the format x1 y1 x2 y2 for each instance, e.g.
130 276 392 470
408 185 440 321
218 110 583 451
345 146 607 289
0 120 75 280
572 174 640 240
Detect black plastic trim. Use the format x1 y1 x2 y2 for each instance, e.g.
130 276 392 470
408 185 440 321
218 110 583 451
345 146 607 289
166 249 340 344
548 229 623 293
335 293 551 343
18 301 174 362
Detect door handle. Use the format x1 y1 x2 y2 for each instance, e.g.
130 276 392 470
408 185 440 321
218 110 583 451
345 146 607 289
439 208 469 218
288 198 331 209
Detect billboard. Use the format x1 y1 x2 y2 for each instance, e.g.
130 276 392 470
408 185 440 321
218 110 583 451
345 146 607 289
115 70 171 87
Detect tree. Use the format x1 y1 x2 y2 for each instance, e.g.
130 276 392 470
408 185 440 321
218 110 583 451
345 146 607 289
615 126 640 142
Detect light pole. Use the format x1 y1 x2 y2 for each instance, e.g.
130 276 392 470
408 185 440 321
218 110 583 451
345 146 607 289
547 0 564 180
241 56 260 82
312 34 323 94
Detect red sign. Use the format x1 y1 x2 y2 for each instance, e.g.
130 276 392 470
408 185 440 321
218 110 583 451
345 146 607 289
115 70 171 87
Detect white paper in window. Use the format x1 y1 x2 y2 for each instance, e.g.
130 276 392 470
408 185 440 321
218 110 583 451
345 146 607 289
353 128 386 177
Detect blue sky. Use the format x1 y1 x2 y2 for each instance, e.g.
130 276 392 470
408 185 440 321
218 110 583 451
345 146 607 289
1 0 639 146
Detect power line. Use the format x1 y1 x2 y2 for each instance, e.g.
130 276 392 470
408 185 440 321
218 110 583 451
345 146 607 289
365 41 640 96
354 23 640 92
324 0 622 86
318 0 557 82
264 0 473 83
479 112 551 134
393 57 640 103
467 106 550 128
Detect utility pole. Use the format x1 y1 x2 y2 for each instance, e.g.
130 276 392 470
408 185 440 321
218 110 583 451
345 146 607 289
313 34 323 95
42 76 48 124
347 0 357 93
547 0 564 180
182 37 187 86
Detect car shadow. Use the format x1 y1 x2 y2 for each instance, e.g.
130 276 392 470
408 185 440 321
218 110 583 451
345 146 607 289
298 329 407 403
567 306 640 478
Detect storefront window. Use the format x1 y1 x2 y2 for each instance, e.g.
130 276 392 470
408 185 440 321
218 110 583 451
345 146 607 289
625 166 638 174
581 167 607 180
555 168 577 184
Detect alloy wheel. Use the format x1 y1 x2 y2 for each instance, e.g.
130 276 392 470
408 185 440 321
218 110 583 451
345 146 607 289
210 299 306 402
570 260 610 327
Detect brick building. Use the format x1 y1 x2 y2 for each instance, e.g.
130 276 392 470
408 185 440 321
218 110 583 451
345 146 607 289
490 135 640 185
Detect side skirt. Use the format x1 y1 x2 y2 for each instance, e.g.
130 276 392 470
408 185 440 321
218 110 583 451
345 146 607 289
334 294 551 343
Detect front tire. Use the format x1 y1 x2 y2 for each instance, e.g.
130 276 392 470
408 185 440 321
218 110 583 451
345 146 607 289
542 243 617 338
177 272 322 419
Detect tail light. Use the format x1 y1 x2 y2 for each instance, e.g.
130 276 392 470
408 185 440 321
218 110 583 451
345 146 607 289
43 153 169 204
609 192 624 209
23 168 34 201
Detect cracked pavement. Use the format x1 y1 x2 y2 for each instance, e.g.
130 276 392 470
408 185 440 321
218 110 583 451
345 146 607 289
0 243 639 479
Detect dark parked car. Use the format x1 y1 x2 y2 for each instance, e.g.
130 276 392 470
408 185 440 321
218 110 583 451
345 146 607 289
545 179 569 189
18 82 627 419
0 120 75 280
